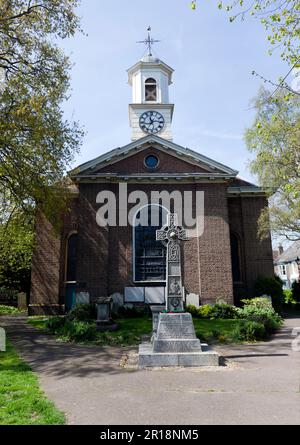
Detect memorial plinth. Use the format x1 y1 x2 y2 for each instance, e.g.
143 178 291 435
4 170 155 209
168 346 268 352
139 312 219 368
138 213 219 368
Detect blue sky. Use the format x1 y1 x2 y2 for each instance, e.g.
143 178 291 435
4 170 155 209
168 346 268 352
61 0 287 183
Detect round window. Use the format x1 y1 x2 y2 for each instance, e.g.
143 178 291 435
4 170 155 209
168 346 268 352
144 154 159 169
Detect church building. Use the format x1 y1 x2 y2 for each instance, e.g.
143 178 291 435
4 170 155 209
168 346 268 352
29 41 274 315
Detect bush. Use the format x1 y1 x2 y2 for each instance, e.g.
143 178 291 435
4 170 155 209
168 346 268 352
46 316 97 342
210 303 238 319
186 303 237 319
241 297 272 310
186 305 199 317
67 304 97 322
114 305 150 319
0 305 20 315
283 289 295 305
197 304 213 319
232 320 266 342
292 281 300 303
236 304 282 334
46 316 66 333
254 276 283 313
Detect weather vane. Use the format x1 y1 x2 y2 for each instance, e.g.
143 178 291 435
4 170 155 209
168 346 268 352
137 26 160 57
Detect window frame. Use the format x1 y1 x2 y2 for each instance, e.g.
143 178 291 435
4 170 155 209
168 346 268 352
132 204 168 284
144 77 158 102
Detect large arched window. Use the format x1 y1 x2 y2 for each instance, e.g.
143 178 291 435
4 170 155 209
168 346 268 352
65 233 78 283
133 205 167 282
230 232 241 282
145 78 157 102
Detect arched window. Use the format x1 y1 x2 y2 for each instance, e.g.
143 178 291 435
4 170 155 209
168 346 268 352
133 205 167 282
66 233 78 283
230 233 241 282
145 78 157 102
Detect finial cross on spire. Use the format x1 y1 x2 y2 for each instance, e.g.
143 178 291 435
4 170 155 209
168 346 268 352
137 26 160 57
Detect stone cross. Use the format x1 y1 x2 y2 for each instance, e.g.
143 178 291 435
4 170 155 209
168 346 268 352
0 327 6 352
156 213 188 312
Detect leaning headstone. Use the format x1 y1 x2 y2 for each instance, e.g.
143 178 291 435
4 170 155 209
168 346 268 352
0 327 6 352
110 293 124 313
76 291 90 305
186 293 200 308
17 292 27 311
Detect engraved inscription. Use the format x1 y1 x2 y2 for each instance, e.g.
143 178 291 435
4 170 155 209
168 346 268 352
157 314 196 339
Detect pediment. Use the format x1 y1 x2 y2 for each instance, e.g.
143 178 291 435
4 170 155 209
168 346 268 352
70 135 238 180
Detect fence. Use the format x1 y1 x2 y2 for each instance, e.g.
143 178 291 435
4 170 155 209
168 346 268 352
0 288 18 307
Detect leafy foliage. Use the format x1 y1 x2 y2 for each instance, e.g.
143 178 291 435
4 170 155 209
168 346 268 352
210 303 238 319
46 317 97 342
0 213 33 292
292 281 300 302
245 88 300 240
232 320 267 342
0 0 83 227
0 305 20 315
254 276 284 312
67 304 97 322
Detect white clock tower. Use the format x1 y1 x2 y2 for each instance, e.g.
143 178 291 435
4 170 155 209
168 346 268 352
128 30 174 141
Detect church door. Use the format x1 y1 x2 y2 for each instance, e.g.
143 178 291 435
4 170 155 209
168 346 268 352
65 233 78 312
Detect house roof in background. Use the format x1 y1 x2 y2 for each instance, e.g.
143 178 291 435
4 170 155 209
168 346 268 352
276 240 300 264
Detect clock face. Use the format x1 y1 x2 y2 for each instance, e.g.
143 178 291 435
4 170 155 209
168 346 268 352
139 110 165 134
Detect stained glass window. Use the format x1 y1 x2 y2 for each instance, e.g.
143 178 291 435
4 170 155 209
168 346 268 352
134 206 166 282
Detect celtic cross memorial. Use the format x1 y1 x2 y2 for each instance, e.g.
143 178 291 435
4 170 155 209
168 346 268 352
156 213 188 312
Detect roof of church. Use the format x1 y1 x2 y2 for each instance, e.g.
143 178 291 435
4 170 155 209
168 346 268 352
69 135 265 195
70 134 238 178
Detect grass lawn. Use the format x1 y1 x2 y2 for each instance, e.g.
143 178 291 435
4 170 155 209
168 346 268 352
28 316 241 345
0 340 65 425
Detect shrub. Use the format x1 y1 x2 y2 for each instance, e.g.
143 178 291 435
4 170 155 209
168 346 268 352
67 304 97 322
241 297 272 310
210 303 238 319
197 304 213 319
236 305 282 334
186 305 199 317
46 316 97 342
292 281 300 303
0 305 20 315
114 305 150 319
254 276 283 313
232 320 266 342
46 316 66 333
60 320 97 342
283 289 295 305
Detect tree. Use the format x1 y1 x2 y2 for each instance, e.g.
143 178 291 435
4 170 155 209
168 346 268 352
0 1 83 227
245 87 300 240
0 211 33 292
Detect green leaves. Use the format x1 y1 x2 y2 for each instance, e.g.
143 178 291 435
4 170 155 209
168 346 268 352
0 1 83 226
245 87 300 240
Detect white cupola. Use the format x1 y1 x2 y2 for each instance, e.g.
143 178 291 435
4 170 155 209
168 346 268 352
127 38 174 141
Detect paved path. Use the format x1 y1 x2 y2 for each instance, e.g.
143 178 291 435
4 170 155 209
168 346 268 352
1 315 300 425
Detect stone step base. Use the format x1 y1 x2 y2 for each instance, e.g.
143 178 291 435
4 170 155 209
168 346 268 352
138 343 219 368
152 338 202 353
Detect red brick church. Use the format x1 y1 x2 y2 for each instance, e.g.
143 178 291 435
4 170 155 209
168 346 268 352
29 49 274 315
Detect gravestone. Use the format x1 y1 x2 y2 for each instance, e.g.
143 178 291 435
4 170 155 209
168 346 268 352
95 297 118 332
186 293 200 308
76 291 90 305
0 327 6 352
17 292 27 311
139 213 219 368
